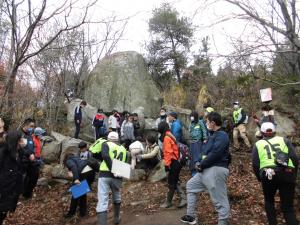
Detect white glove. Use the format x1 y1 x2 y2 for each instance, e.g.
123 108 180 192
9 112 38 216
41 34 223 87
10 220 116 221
264 168 275 180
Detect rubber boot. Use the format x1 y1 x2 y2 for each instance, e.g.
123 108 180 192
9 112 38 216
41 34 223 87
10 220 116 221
97 211 107 225
160 189 174 208
218 219 229 225
113 203 121 224
176 184 187 208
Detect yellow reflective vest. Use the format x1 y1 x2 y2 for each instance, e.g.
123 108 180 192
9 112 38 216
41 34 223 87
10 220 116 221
89 138 107 154
99 142 127 172
255 136 295 169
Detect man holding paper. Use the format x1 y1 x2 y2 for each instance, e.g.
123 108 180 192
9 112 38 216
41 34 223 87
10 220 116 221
96 132 127 225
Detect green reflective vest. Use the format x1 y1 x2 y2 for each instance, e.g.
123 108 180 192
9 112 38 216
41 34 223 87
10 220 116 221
89 138 107 154
256 136 294 169
100 142 127 172
233 108 242 124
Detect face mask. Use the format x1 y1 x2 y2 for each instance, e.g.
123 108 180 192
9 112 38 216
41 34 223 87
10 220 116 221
233 105 239 109
262 111 269 116
190 116 195 122
160 112 166 116
27 127 33 134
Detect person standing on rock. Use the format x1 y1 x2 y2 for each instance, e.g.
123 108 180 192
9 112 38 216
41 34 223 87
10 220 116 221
158 121 187 209
108 110 118 132
74 100 87 139
120 114 135 150
96 132 127 225
92 109 107 140
232 101 251 149
181 112 231 225
252 122 299 225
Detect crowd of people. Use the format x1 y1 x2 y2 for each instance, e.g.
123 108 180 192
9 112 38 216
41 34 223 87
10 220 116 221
0 98 298 225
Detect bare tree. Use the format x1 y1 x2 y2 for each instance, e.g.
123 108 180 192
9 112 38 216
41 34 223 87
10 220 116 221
222 0 300 79
0 0 98 113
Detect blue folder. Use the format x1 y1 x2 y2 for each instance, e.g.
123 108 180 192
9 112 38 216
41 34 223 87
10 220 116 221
70 179 91 199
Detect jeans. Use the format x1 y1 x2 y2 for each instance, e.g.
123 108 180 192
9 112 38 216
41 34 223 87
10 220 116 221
186 166 230 220
261 170 299 225
96 177 122 213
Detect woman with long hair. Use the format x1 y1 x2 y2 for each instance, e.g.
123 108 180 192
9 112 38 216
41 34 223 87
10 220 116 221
0 131 27 224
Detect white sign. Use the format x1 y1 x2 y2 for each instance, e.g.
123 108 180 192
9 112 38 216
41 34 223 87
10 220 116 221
260 88 272 102
111 159 131 179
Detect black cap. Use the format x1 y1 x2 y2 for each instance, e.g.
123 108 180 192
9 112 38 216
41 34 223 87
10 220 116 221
78 141 87 148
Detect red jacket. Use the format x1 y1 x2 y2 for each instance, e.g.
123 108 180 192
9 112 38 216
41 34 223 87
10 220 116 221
32 135 42 158
163 131 179 167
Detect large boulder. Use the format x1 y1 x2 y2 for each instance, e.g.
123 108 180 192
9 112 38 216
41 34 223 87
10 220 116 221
41 140 61 164
148 161 167 183
84 51 162 117
246 111 296 145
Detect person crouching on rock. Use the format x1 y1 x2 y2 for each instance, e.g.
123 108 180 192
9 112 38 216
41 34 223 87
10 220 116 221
136 134 161 171
158 121 187 209
63 152 95 218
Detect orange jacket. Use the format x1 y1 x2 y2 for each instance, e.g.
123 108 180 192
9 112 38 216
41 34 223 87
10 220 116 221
32 135 42 158
163 131 179 167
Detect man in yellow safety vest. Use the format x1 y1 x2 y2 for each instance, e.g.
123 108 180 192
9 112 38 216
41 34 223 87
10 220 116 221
252 122 299 225
96 132 127 225
232 101 251 149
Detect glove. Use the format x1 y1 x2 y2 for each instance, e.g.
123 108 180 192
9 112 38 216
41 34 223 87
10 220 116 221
136 154 142 162
264 168 275 180
195 162 203 172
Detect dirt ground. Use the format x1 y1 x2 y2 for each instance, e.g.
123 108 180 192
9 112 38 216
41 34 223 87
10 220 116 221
4 151 300 225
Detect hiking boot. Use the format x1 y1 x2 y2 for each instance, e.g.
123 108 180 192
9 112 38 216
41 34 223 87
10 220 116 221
177 185 187 208
113 203 121 224
180 215 197 224
63 213 75 219
160 190 174 208
97 212 107 225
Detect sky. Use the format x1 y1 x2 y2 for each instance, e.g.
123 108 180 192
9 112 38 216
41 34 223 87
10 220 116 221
90 0 251 72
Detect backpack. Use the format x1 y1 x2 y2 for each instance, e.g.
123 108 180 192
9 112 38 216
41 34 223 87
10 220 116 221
86 157 100 172
177 142 190 166
166 133 190 166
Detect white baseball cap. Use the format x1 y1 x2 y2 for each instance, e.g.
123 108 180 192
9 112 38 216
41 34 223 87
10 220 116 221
261 122 275 133
107 131 119 141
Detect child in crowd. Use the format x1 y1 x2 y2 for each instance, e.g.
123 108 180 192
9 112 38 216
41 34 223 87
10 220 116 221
78 141 92 160
136 134 161 170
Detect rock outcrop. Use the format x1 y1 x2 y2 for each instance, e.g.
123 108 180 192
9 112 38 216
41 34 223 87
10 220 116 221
84 51 162 117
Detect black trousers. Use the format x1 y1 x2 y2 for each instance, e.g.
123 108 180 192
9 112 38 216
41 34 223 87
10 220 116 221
68 170 95 216
167 160 182 191
23 164 40 198
261 170 299 225
74 122 80 139
0 212 7 225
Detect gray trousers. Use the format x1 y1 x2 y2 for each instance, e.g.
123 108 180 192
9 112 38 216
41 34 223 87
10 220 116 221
186 166 230 221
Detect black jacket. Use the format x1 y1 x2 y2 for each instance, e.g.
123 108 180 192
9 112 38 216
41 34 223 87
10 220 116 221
0 143 24 212
74 106 83 123
65 155 88 181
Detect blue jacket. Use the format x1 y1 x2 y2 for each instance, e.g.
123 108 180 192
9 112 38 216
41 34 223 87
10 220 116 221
199 129 230 170
65 155 88 181
171 119 183 142
74 106 82 123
